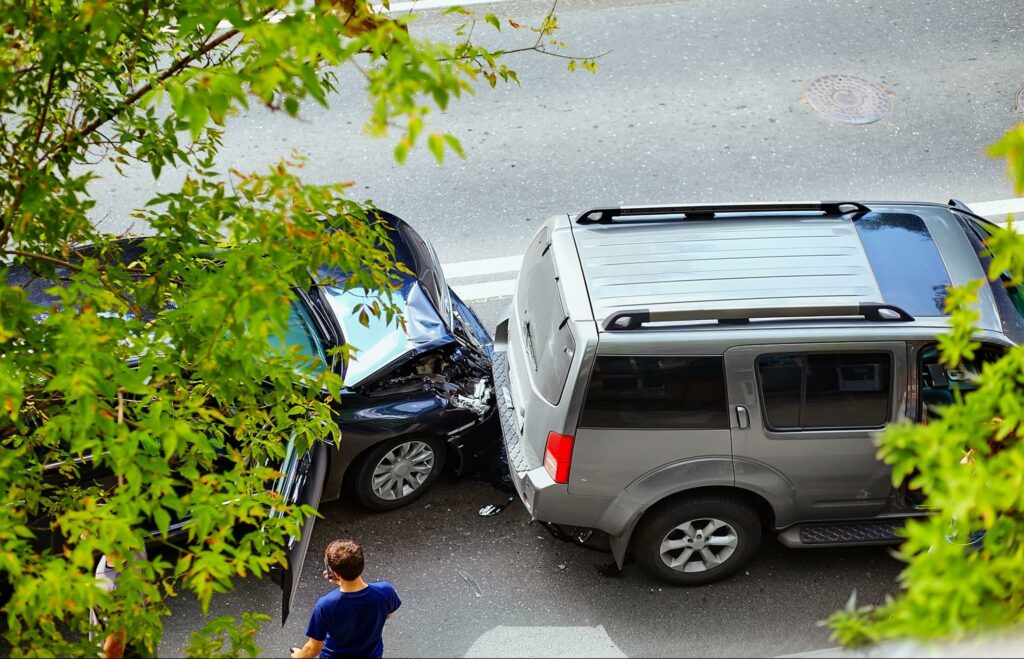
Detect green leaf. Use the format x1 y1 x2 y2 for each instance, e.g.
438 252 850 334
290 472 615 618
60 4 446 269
485 13 501 31
394 138 411 164
153 507 171 538
444 134 465 159
188 101 209 140
427 134 445 163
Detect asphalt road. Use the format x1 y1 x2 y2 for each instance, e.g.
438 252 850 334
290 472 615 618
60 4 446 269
157 477 903 658
83 0 1023 655
91 0 1024 258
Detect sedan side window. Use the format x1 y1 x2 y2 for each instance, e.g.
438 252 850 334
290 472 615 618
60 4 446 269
756 352 892 431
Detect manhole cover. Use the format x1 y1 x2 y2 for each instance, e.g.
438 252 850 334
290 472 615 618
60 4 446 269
1015 85 1024 113
804 74 890 124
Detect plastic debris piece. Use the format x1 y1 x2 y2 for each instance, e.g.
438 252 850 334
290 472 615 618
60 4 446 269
456 569 483 598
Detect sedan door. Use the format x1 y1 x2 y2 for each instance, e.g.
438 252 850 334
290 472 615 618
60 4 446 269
271 439 329 624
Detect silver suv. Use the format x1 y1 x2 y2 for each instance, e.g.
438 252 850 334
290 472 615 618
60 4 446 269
493 200 1023 585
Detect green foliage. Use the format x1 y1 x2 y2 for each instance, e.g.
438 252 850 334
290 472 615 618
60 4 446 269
827 126 1024 645
0 1 590 656
184 612 270 658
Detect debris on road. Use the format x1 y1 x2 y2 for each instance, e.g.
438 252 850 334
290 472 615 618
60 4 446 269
478 497 515 517
456 569 483 598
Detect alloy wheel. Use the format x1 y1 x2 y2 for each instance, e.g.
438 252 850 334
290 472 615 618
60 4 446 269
371 440 435 501
659 517 739 573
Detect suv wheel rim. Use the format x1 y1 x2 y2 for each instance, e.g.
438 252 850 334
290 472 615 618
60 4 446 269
371 441 435 501
659 518 739 573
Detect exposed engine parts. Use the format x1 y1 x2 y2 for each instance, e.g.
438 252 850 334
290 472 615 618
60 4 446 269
452 378 493 418
359 346 495 420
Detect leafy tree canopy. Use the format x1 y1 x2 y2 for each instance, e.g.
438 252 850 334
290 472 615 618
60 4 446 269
0 1 595 655
829 124 1024 646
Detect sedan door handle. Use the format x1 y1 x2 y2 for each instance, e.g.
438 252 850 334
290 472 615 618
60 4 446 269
735 405 750 429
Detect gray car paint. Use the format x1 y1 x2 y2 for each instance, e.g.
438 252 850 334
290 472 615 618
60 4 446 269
493 201 1018 569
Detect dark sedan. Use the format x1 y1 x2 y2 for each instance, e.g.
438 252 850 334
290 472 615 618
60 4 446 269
3 210 498 621
307 210 498 511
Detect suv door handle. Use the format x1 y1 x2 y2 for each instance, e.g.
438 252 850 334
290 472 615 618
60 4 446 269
735 405 750 429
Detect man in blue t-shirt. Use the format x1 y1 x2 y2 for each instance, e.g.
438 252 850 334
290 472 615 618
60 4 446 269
290 538 401 659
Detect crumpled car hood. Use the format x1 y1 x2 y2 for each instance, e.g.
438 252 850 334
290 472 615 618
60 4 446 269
320 280 455 388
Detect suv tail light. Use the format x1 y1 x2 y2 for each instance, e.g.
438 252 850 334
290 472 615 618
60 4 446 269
543 432 575 484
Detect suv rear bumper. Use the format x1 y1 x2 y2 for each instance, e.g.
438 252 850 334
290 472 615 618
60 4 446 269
492 349 545 515
492 349 612 527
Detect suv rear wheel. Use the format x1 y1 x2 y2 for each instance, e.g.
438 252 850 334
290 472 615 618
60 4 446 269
634 494 761 585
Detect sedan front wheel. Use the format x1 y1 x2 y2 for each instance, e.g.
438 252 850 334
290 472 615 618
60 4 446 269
353 437 446 511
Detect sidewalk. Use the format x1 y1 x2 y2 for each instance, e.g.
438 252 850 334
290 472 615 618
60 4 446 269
779 632 1024 658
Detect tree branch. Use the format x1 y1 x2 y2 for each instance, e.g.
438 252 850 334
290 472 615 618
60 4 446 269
0 63 60 249
40 25 248 167
2 249 85 272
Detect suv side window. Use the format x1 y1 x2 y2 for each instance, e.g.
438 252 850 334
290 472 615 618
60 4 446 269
580 356 728 429
756 352 892 431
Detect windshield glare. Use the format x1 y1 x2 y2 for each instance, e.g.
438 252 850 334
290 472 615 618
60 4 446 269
267 300 329 376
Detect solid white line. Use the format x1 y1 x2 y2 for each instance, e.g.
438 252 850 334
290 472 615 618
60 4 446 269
452 279 516 301
379 0 513 13
967 197 1024 217
443 255 523 280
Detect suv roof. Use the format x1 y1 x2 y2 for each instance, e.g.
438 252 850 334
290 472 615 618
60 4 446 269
567 201 1001 335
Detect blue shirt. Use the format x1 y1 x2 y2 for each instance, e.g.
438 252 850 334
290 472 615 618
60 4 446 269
305 581 401 659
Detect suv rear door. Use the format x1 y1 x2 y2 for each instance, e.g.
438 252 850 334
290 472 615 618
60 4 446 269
724 342 907 524
568 354 733 496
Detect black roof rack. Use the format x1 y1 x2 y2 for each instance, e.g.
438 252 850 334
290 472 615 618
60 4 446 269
602 303 914 331
948 198 972 213
575 201 871 225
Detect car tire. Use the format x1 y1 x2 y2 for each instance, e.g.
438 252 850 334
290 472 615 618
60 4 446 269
634 494 761 586
352 436 446 512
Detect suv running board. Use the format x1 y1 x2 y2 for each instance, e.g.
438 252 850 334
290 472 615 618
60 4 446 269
777 520 908 548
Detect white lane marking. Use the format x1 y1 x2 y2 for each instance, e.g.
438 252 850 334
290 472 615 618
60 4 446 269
211 0 512 29
379 0 514 12
452 279 515 301
443 254 523 280
967 197 1024 218
464 625 627 658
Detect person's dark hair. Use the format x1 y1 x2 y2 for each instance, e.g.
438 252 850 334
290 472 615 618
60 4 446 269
325 538 364 581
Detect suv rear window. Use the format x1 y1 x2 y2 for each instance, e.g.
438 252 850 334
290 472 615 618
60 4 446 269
580 356 728 429
853 213 951 317
517 227 575 404
756 352 891 430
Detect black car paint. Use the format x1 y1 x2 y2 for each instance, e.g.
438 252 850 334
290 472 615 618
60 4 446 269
316 289 497 502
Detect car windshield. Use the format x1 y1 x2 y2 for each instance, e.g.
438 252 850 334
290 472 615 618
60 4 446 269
267 299 329 376
968 217 1024 319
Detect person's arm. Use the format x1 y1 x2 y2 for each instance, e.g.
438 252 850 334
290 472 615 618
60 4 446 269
101 630 126 659
290 638 323 659
386 583 401 620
